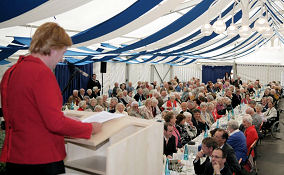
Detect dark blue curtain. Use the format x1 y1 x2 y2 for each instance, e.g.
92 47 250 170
202 65 232 84
55 63 93 104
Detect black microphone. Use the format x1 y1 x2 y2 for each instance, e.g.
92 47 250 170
64 60 89 77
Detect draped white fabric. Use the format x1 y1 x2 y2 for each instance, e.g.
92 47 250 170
237 64 284 84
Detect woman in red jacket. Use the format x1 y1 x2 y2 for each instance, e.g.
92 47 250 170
0 22 102 175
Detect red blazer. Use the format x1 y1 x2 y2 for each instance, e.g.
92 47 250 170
244 125 258 157
0 55 92 164
166 100 177 109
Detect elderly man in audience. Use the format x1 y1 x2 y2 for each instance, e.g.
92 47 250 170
242 114 259 158
68 89 81 105
232 89 242 108
263 101 277 121
128 101 143 118
115 103 128 116
87 98 97 112
92 86 100 98
83 96 90 105
192 109 209 136
164 112 182 148
112 82 119 97
163 123 177 158
77 100 87 111
140 99 154 119
248 100 257 111
180 102 190 114
134 88 146 102
227 120 247 165
126 81 134 93
213 129 241 174
102 95 109 108
160 90 168 103
108 97 118 113
216 97 226 115
193 137 218 175
204 148 233 175
79 88 85 100
94 105 104 112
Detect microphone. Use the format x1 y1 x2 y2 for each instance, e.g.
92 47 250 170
64 60 89 77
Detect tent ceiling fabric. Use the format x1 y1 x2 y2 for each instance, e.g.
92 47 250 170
0 0 284 65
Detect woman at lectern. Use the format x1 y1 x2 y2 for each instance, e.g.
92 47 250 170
0 22 102 175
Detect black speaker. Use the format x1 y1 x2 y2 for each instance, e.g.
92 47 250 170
100 62 107 73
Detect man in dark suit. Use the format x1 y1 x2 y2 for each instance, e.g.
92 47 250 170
232 89 242 108
87 74 101 95
204 148 232 175
193 137 218 175
213 129 241 174
134 88 146 102
234 76 242 88
163 123 177 158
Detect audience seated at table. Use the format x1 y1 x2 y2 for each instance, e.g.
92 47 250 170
192 109 209 136
183 112 197 139
108 97 118 113
175 114 193 146
115 103 128 116
68 89 81 105
87 98 97 112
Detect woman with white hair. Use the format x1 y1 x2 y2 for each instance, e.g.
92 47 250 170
77 100 87 111
87 98 97 112
183 112 197 139
140 99 154 119
128 101 143 118
115 103 128 116
151 97 161 117
242 114 258 158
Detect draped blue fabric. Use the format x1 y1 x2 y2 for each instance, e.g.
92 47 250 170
55 62 93 104
0 0 47 23
202 65 232 84
71 0 163 44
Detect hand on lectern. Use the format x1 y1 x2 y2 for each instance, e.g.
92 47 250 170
91 122 102 134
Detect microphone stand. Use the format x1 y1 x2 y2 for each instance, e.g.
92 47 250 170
62 68 78 95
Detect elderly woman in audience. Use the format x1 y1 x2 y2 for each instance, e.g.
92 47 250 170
94 105 104 112
207 102 221 122
192 109 209 136
200 102 214 126
87 98 97 112
102 94 109 109
115 103 128 116
128 101 143 118
241 93 251 104
140 99 154 119
254 104 264 121
183 112 197 139
175 114 192 146
77 100 87 111
165 93 179 111
164 112 182 148
216 97 226 115
261 97 268 112
83 96 90 105
263 101 277 121
151 97 161 118
117 91 128 106
242 114 258 158
181 87 190 102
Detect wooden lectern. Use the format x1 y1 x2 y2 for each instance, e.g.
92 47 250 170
64 111 163 175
